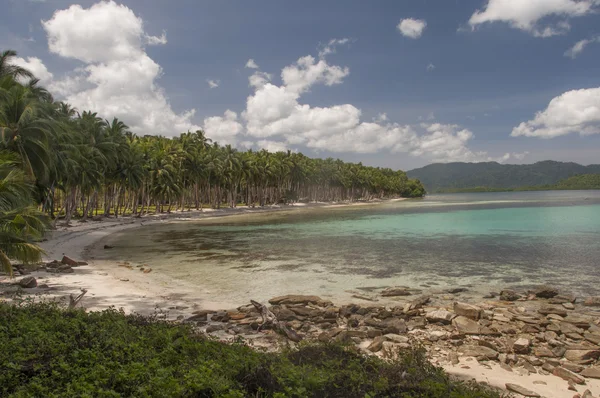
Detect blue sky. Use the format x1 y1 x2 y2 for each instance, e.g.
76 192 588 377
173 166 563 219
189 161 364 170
2 0 599 170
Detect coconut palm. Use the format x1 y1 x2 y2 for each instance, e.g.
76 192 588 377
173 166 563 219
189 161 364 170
0 50 34 80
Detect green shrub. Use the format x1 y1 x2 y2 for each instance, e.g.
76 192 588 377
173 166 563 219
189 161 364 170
0 301 501 397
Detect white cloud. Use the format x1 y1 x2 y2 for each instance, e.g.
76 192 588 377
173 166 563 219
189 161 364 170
397 18 427 39
11 56 53 85
202 110 243 145
41 1 200 137
374 113 388 122
468 0 598 37
245 59 259 69
146 30 167 45
255 140 289 153
564 36 600 58
248 71 272 89
511 87 600 138
318 38 350 58
207 79 220 89
281 55 349 94
426 63 435 71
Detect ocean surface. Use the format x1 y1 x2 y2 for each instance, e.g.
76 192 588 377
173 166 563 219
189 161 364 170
95 190 600 304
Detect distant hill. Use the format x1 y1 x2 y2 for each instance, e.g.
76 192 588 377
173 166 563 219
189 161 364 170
406 161 600 193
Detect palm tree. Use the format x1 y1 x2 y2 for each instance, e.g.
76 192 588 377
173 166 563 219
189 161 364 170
0 152 48 276
0 50 34 80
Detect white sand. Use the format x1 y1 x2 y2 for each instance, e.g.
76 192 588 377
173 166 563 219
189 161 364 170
443 358 600 397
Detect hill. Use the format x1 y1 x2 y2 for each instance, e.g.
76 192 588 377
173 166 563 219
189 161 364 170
407 161 600 193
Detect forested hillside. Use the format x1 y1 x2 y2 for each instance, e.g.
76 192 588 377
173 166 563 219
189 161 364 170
407 161 600 192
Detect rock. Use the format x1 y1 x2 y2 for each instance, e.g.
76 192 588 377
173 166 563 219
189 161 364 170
447 287 468 294
583 296 600 307
61 255 79 266
57 264 74 274
18 276 37 288
426 309 456 324
268 295 323 305
549 294 576 304
584 332 600 345
384 334 409 344
534 286 559 299
581 367 600 379
368 336 387 352
513 338 530 354
561 322 583 335
382 319 407 334
534 346 556 358
448 352 460 365
538 305 568 317
367 329 382 338
458 345 498 359
205 324 225 333
563 302 575 310
562 362 585 373
553 366 586 384
453 302 482 320
103 245 114 249
407 316 426 330
505 383 541 397
582 390 596 398
404 295 431 312
564 350 600 362
381 287 412 297
500 289 520 301
452 316 480 334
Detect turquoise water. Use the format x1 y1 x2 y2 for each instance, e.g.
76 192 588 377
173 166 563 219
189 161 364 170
96 190 600 303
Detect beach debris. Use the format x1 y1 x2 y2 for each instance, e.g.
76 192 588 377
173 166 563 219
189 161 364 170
68 289 87 309
505 383 541 397
18 276 37 288
251 299 303 342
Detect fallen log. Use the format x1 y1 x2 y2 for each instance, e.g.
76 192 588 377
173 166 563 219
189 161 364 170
250 299 303 342
68 289 88 309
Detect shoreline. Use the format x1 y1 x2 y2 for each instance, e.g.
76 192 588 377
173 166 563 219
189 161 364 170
2 198 600 397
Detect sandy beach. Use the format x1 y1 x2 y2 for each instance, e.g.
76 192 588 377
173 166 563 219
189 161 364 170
2 199 600 398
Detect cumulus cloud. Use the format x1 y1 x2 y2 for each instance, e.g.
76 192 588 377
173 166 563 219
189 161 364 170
248 71 272 89
281 55 349 94
468 0 598 37
564 36 600 58
202 110 243 145
207 79 220 89
40 0 199 136
11 56 54 85
245 59 259 69
511 87 600 138
397 18 427 39
146 30 167 45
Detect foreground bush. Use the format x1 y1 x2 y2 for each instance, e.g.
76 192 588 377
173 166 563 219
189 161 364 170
0 301 501 397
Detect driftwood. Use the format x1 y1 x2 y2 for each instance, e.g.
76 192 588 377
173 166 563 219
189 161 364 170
68 289 88 309
250 299 303 342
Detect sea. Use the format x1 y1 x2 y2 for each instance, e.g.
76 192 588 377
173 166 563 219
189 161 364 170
94 190 600 305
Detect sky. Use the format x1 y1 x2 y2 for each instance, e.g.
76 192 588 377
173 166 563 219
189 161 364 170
2 0 599 170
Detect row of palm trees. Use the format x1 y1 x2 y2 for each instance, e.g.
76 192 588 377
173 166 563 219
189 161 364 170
0 49 425 274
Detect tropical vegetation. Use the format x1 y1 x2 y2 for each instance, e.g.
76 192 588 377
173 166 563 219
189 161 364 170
0 48 424 274
0 300 501 398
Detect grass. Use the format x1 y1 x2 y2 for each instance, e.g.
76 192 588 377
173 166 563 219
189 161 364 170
0 301 502 398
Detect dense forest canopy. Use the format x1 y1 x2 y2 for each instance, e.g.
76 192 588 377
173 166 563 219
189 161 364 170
407 161 600 193
0 49 424 274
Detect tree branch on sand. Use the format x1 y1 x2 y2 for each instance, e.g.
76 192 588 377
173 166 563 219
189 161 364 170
68 289 87 309
250 299 303 342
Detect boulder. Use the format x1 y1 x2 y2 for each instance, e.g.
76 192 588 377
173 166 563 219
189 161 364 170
18 276 37 288
452 316 480 334
581 367 600 379
538 305 568 317
426 309 456 324
458 345 498 359
564 350 600 362
404 295 431 312
381 287 412 297
584 333 600 345
534 347 556 358
500 289 520 301
583 297 600 307
453 302 482 320
533 286 559 299
57 264 74 274
61 255 79 266
505 383 541 397
382 319 407 334
553 366 586 384
384 334 409 344
205 324 225 333
513 338 530 354
548 294 576 304
269 295 323 305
